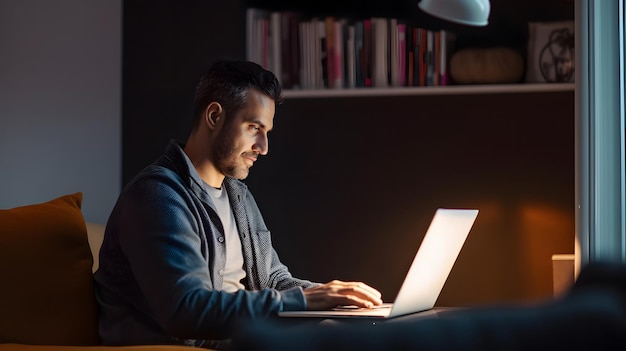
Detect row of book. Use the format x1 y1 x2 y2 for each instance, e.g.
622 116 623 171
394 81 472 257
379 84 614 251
246 8 453 90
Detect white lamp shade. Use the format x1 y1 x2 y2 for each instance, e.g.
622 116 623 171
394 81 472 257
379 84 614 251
418 0 490 26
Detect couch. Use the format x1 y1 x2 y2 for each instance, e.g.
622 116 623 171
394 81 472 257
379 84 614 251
0 192 208 351
6 193 626 351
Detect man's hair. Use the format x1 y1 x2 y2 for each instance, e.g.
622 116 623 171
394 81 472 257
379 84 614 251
192 60 284 131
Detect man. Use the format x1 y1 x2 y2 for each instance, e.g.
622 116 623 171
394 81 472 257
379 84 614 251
93 60 382 349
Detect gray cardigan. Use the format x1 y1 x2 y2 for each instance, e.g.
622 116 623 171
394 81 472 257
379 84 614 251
94 140 318 347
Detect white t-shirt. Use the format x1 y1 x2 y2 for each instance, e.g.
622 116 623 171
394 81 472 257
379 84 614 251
206 184 246 292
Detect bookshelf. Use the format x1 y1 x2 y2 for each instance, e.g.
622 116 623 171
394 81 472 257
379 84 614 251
245 0 575 96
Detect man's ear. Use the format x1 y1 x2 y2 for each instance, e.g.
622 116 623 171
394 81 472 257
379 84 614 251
204 102 223 130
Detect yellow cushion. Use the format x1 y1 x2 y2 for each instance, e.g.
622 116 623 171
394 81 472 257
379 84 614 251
0 193 100 345
0 344 197 351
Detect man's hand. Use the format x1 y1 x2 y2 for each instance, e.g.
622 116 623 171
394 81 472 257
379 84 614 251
303 280 383 310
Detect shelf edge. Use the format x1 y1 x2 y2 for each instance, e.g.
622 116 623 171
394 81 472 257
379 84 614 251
282 83 575 98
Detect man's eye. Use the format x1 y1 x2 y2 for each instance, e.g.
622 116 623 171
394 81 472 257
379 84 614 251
250 125 260 132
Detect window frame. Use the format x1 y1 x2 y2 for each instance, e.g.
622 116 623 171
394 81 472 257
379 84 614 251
575 0 626 271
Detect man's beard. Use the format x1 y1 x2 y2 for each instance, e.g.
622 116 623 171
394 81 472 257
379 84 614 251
213 126 250 180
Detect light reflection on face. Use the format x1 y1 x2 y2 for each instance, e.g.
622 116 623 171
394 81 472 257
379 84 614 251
213 89 275 180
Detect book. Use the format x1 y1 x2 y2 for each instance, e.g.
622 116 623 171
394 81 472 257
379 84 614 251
426 30 434 86
433 30 440 86
298 20 311 89
398 23 407 87
270 12 282 83
362 19 372 87
439 30 448 86
347 24 356 88
407 25 414 86
260 18 269 69
390 18 399 87
372 17 389 87
324 17 336 89
280 11 300 89
317 19 327 89
246 8 270 66
332 19 345 88
418 28 426 86
354 20 364 87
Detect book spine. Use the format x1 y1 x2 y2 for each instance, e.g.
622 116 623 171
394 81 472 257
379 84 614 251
298 21 307 88
347 24 356 88
317 19 328 89
426 30 434 86
270 12 282 84
332 20 344 89
324 17 335 89
390 18 399 87
362 19 372 87
261 18 269 70
398 23 406 87
354 20 363 87
439 30 448 86
280 12 298 88
372 17 389 87
418 28 426 86
434 30 440 86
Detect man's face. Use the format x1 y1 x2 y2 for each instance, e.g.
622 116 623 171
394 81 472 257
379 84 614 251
213 89 275 180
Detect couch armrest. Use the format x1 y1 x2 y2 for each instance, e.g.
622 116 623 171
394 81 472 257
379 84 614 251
86 222 105 273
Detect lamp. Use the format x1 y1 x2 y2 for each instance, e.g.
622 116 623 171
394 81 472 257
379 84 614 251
418 0 491 26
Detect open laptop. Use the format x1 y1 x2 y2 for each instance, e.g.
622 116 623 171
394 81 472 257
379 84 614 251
278 208 479 319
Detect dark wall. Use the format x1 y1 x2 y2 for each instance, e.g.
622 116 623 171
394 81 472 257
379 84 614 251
246 92 574 305
123 0 575 305
123 0 247 184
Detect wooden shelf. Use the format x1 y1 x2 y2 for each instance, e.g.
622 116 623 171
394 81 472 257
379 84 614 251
282 83 575 98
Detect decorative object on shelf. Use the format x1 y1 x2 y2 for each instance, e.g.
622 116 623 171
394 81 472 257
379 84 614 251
418 0 490 26
526 21 575 83
449 47 524 84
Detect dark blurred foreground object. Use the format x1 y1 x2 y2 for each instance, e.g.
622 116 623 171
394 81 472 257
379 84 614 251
232 262 626 351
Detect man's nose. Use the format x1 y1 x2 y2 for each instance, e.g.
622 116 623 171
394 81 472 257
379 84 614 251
255 134 269 155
